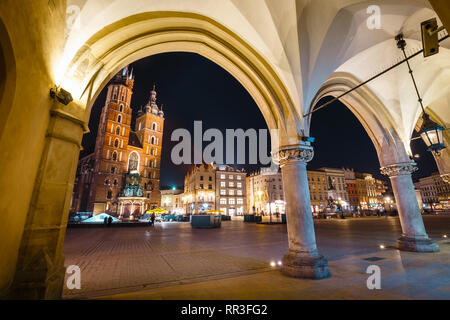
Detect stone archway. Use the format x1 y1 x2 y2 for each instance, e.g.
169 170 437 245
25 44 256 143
61 12 302 148
308 73 439 253
9 11 329 298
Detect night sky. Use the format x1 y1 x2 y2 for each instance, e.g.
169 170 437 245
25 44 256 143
81 52 438 189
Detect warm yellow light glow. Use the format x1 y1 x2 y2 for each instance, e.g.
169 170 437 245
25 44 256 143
379 245 385 249
270 261 276 267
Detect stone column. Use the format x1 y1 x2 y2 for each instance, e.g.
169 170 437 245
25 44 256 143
381 162 439 252
273 145 330 279
9 103 86 299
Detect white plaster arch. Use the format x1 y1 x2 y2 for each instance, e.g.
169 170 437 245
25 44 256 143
59 11 303 148
298 0 450 154
308 72 412 167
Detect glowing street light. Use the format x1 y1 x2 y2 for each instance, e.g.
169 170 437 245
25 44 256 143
396 33 446 154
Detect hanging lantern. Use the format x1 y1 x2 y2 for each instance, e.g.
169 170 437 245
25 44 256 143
419 113 445 152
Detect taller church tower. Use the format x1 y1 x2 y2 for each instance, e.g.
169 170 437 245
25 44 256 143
73 66 165 218
88 67 135 214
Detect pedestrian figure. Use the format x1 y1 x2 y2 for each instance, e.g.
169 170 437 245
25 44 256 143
151 213 156 226
107 216 112 227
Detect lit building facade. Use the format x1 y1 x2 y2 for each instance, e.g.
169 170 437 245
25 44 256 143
182 164 246 215
247 168 285 215
71 67 164 218
343 168 359 210
216 165 247 216
183 164 216 214
307 170 328 213
160 189 185 214
415 173 450 209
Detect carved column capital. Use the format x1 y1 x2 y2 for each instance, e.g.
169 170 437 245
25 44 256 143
380 161 418 177
272 145 314 166
441 173 450 184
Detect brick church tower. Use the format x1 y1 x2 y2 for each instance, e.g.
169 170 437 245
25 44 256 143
71 66 165 218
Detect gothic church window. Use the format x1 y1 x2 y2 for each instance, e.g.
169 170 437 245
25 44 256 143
128 152 139 171
116 126 120 135
117 115 122 123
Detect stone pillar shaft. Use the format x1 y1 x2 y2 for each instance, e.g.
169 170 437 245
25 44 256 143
275 145 330 279
381 162 439 252
9 104 86 299
282 161 318 253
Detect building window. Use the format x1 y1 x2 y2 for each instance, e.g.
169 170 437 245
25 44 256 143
220 198 227 205
107 190 112 199
237 176 241 180
237 198 243 204
112 151 117 161
200 176 204 181
113 179 118 186
119 104 124 112
151 136 156 145
128 151 140 171
105 179 110 185
209 176 212 181
114 139 119 148
117 114 122 123
229 182 234 187
200 184 204 189
220 181 225 187
237 182 242 188
220 189 226 195
229 190 235 195
208 184 212 190
112 86 118 100
111 166 115 174
152 122 157 131
237 190 242 196
116 126 120 135
220 174 225 179
229 198 235 205
229 175 234 179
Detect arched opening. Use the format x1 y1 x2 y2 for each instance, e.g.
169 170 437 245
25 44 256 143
308 74 440 254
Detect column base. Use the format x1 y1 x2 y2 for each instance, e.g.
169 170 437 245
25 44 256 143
9 266 65 299
398 236 440 253
281 250 331 279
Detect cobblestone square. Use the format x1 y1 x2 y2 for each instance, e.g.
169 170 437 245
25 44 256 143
63 216 450 299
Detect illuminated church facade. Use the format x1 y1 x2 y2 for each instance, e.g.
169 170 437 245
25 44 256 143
71 67 165 219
